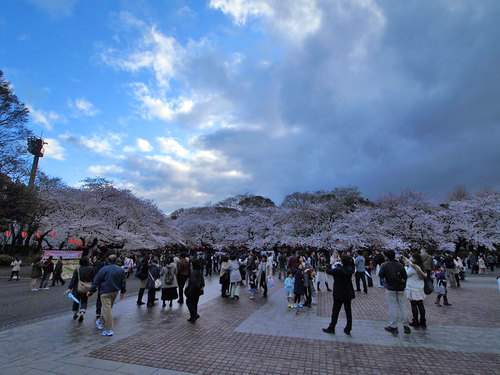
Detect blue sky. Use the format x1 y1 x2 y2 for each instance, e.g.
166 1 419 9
1 0 499 212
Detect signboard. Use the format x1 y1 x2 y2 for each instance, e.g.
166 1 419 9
42 251 83 279
42 250 83 260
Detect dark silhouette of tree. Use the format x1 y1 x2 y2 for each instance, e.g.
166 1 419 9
0 70 32 181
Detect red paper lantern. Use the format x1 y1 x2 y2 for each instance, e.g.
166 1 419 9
52 232 56 237
339 241 341 244
37 232 41 238
22 232 27 238
6 231 10 237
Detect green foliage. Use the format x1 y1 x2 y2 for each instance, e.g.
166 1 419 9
0 254 15 267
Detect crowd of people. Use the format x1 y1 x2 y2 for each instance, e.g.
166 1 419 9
6 246 499 338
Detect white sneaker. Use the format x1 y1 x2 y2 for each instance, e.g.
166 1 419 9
31 288 39 291
43 287 50 290
101 330 113 336
96 320 103 330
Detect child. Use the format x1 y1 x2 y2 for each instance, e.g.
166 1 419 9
435 265 452 307
284 271 295 308
249 273 257 299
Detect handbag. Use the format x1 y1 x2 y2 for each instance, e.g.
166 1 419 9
149 271 162 289
434 282 445 295
77 267 92 294
267 276 274 288
423 276 433 295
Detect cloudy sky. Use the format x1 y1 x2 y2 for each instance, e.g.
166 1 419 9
1 0 499 212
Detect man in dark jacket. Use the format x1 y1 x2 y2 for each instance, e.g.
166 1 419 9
87 254 126 337
378 250 410 334
136 256 149 305
51 256 66 286
146 257 161 307
323 255 355 335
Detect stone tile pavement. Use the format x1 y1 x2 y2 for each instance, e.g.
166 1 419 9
0 272 499 374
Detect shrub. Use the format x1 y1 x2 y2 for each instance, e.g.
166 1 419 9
0 254 15 267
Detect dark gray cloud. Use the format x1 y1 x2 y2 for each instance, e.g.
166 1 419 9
193 0 500 205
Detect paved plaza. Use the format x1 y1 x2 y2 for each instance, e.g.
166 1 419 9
0 272 499 374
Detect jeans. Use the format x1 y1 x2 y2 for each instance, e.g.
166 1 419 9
72 292 88 313
355 272 367 292
386 290 408 328
39 273 51 288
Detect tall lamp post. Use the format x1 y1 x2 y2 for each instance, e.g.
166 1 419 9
27 136 47 188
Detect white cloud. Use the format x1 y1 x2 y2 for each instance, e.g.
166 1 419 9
88 164 124 176
43 138 65 160
27 105 63 130
157 137 190 158
132 83 194 121
59 132 125 157
209 0 322 41
101 13 183 89
124 138 154 153
69 98 100 116
209 0 272 25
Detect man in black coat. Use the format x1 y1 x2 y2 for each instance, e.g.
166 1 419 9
51 256 66 286
322 255 355 335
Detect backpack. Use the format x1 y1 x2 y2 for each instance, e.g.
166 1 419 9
165 267 175 285
137 261 149 280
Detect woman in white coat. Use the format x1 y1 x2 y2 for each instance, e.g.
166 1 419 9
222 254 242 299
403 253 427 328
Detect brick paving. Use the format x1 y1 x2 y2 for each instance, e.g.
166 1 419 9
87 275 500 374
317 278 500 327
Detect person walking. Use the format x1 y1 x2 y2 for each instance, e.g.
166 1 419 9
51 256 66 286
39 256 54 289
219 255 230 298
135 256 149 305
403 253 427 328
229 254 243 299
443 251 457 287
322 255 355 335
354 251 367 293
161 256 178 308
87 254 126 336
30 256 43 291
66 256 95 322
9 257 22 281
146 257 161 308
378 250 410 334
316 253 332 292
185 258 205 323
277 252 287 280
176 253 190 304
293 263 305 308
